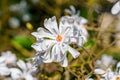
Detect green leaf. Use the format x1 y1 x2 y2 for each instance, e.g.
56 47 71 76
12 35 33 50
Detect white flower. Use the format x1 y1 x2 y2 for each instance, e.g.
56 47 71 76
1 51 16 65
60 16 88 45
95 54 116 69
111 1 120 14
10 60 37 80
61 5 88 45
9 17 20 29
9 0 28 14
22 14 31 22
94 68 114 80
0 62 10 76
32 16 81 67
94 61 120 80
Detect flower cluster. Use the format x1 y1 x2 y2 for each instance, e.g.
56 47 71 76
94 62 120 80
85 54 120 80
31 6 88 69
0 51 37 80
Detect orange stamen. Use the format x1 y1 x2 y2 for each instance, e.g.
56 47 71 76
56 35 62 42
116 77 120 80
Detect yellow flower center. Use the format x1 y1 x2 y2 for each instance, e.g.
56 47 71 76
116 77 120 80
56 35 62 42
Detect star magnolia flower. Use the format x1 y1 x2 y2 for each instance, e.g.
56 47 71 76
111 1 120 14
32 16 81 67
10 60 37 80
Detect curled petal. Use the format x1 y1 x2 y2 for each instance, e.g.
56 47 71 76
31 28 55 39
17 60 27 71
111 1 120 14
25 74 36 80
117 62 120 69
44 16 58 35
0 67 10 76
60 56 68 67
42 50 54 63
67 44 80 58
10 68 22 79
94 69 105 74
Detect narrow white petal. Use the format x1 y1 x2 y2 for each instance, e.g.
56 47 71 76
94 69 105 74
60 44 68 54
52 44 66 62
59 17 71 34
26 62 32 69
111 1 120 14
17 60 27 70
42 49 54 63
78 36 86 47
0 57 5 63
44 16 58 35
10 68 22 79
60 57 68 67
0 67 10 76
117 62 120 68
32 42 47 51
31 28 55 39
67 45 80 58
70 5 76 15
79 17 88 25
79 26 88 37
64 9 72 14
31 43 43 51
25 74 36 80
44 40 56 48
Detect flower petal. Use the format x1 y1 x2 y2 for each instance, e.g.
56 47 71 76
101 54 113 67
17 60 27 71
25 74 36 80
64 9 72 15
117 62 120 69
67 45 80 58
42 49 54 63
94 69 105 74
0 57 5 63
44 16 58 35
10 68 22 79
70 5 76 15
60 56 68 67
0 67 10 76
31 28 55 39
59 17 71 34
79 17 88 25
111 1 120 14
51 44 66 62
32 42 47 51
77 36 86 47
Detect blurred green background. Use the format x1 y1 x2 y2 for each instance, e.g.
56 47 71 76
0 0 120 79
